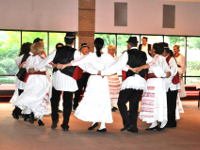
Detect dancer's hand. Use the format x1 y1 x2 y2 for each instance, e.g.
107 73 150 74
28 68 35 73
130 67 142 74
56 63 63 69
166 71 171 78
97 71 101 75
18 63 23 69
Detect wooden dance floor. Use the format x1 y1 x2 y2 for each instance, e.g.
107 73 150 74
0 101 200 150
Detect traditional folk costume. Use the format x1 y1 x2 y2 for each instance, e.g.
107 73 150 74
34 46 88 130
71 53 114 127
139 54 170 129
175 53 186 98
165 54 180 127
14 52 51 122
107 55 121 109
10 54 29 118
102 47 147 132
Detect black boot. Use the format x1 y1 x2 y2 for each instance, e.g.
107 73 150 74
29 113 34 124
24 114 30 122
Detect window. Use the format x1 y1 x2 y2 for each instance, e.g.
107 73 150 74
0 31 21 84
22 31 48 54
95 34 116 54
49 32 66 54
117 34 139 56
186 37 200 84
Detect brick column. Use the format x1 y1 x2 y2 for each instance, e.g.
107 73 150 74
78 0 95 52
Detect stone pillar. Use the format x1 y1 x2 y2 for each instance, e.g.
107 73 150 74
78 0 95 52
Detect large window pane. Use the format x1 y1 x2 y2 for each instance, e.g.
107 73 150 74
95 34 116 54
0 31 21 77
117 34 139 56
164 36 186 56
49 32 66 53
22 31 48 54
186 37 200 77
141 35 163 45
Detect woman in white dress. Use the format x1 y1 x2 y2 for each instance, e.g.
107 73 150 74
10 42 32 120
130 43 171 131
173 45 186 98
58 38 113 132
15 42 51 126
107 45 121 112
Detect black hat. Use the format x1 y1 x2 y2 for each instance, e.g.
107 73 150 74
33 38 43 43
159 42 171 53
81 43 90 48
65 32 75 39
126 36 138 43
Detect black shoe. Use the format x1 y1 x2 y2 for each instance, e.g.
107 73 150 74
127 126 138 133
88 123 99 130
156 126 166 131
51 120 58 129
29 113 34 124
97 128 107 132
24 114 30 122
145 125 159 131
165 124 176 128
38 119 45 126
111 107 118 112
58 109 62 113
120 123 131 131
61 125 69 131
12 113 19 120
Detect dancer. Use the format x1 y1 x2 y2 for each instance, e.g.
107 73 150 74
73 43 90 110
107 44 121 112
131 43 171 131
10 42 32 120
58 38 113 132
14 42 51 126
161 43 180 128
100 37 147 133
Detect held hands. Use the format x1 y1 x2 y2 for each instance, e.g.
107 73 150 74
28 68 35 73
56 63 64 69
166 71 171 78
18 63 23 69
129 67 142 74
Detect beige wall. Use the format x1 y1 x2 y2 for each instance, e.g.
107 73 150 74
95 0 200 36
0 0 78 31
0 0 200 36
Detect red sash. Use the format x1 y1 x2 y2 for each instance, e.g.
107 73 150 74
166 55 179 84
122 71 126 82
72 66 83 80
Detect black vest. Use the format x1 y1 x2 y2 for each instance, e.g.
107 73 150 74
126 49 147 78
53 46 77 77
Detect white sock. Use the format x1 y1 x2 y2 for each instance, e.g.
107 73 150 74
149 121 158 128
160 121 167 128
99 122 106 130
91 122 96 126
39 116 43 121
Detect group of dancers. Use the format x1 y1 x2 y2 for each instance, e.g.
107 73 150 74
10 32 185 133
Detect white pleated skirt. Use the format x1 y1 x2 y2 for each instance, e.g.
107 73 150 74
74 75 113 123
15 74 51 118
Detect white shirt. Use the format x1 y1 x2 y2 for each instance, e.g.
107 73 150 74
141 44 148 54
35 49 81 92
101 47 147 90
164 55 180 91
175 53 186 75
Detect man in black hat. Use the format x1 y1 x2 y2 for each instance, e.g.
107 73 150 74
73 43 90 110
161 42 179 128
30 32 82 131
101 36 147 133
